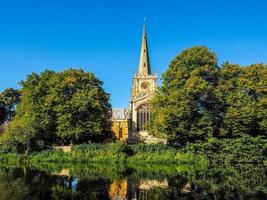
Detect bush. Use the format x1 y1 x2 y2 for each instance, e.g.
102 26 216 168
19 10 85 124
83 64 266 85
130 143 175 154
186 136 267 163
71 143 127 163
0 144 12 154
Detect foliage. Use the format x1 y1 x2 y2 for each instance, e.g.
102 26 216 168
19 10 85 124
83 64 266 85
0 143 207 165
0 101 6 125
150 46 267 149
71 143 127 163
185 136 267 163
0 88 20 124
70 143 205 164
129 143 175 153
218 63 267 137
1 117 36 153
0 124 5 136
0 144 12 154
1 69 112 153
0 153 27 165
0 139 264 164
150 46 222 146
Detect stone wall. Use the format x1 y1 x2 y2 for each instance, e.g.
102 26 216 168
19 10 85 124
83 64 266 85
54 146 71 153
111 119 128 141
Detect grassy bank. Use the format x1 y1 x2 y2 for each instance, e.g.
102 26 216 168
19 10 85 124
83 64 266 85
0 143 208 166
0 140 265 166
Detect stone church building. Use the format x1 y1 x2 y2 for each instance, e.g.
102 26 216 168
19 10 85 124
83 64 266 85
112 21 162 143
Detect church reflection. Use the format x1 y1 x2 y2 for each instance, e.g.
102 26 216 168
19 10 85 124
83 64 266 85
108 179 169 200
51 168 172 200
0 164 266 200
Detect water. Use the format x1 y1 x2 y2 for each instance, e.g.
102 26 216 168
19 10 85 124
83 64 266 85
0 163 266 200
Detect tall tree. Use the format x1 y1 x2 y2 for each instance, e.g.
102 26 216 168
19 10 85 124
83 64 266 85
151 47 267 146
150 46 222 146
2 69 112 153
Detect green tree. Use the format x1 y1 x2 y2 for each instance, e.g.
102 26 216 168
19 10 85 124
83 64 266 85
2 69 112 152
151 46 267 146
0 101 6 125
0 88 20 123
2 117 35 153
150 46 223 146
218 63 267 137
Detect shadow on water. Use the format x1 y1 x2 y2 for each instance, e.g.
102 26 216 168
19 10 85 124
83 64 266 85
0 162 266 200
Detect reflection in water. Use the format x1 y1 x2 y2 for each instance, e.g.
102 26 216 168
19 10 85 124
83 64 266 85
181 182 191 193
108 179 169 200
109 179 127 200
0 163 266 200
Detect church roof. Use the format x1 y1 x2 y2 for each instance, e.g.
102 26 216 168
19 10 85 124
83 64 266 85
111 108 129 120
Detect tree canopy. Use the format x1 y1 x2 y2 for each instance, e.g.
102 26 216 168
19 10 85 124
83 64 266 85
2 69 112 153
150 46 267 146
218 63 267 137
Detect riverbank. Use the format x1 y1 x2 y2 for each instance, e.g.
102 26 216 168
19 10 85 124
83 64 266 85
0 143 208 166
0 141 266 166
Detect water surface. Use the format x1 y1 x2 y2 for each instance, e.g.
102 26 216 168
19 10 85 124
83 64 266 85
0 163 266 200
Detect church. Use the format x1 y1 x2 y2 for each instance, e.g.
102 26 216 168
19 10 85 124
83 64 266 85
111 21 163 143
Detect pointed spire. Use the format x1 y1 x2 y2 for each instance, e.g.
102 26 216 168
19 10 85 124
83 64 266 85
138 19 151 75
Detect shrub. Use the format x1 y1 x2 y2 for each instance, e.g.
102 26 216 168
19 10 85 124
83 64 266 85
0 144 12 154
186 136 267 163
130 143 175 154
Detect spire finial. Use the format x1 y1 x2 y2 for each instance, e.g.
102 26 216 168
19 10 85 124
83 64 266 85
143 17 146 31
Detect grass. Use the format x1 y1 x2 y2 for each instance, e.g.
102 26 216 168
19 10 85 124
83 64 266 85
0 143 207 166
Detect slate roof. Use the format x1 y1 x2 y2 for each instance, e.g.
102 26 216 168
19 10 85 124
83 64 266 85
111 108 129 120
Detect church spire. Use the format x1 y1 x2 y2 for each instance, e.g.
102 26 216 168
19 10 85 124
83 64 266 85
138 19 151 75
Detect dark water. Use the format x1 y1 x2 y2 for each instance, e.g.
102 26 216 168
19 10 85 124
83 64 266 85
0 163 266 200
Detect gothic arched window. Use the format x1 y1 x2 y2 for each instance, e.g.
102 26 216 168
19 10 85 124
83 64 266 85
137 104 150 131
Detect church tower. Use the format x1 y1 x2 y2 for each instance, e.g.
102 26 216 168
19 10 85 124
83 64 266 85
128 20 158 143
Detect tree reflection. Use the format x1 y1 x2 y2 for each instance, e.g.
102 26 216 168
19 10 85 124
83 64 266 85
0 163 265 200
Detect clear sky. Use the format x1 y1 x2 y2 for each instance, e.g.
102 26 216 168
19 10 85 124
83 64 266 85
0 0 266 108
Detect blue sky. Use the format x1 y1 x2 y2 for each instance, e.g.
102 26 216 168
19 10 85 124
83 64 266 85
0 0 266 108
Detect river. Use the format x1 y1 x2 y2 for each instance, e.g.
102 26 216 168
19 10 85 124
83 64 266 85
0 163 266 199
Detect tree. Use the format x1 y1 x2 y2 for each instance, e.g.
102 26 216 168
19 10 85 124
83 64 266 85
2 117 35 153
150 46 223 146
218 63 267 138
151 46 267 146
0 100 6 125
2 69 112 152
0 88 20 123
